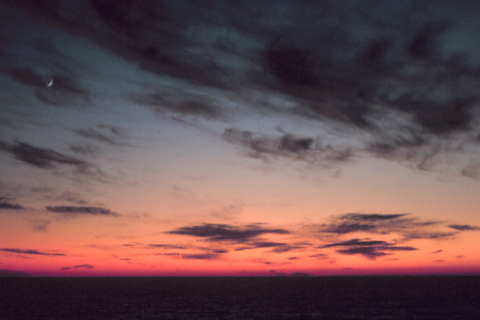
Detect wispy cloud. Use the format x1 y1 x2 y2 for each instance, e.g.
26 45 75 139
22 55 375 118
61 264 94 270
0 196 24 210
69 143 96 155
461 159 480 181
223 128 353 166
342 214 408 221
311 212 480 259
156 252 219 260
46 206 118 217
335 244 418 260
319 213 448 240
448 224 480 231
130 92 222 119
167 223 289 242
3 67 46 87
320 239 392 248
147 244 187 250
319 238 417 260
29 219 51 233
72 127 127 147
181 253 218 260
0 140 89 172
0 248 65 256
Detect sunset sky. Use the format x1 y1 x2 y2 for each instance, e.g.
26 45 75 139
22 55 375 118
1 0 480 277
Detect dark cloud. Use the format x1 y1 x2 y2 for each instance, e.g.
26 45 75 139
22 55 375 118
342 213 407 221
181 253 218 260
155 252 219 260
223 128 353 164
431 250 443 254
72 128 125 146
122 243 140 247
162 100 221 118
73 264 93 268
4 0 480 175
321 213 414 235
257 15 479 135
334 244 418 260
211 248 229 254
69 143 96 155
320 239 391 248
46 206 118 217
314 212 473 259
147 244 187 250
61 264 94 270
0 248 65 256
58 192 88 205
3 67 46 87
156 252 181 257
0 196 24 210
0 140 89 172
167 223 289 242
322 223 376 234
448 224 480 231
319 238 418 259
336 247 388 259
406 22 451 60
263 46 320 88
223 129 312 159
403 231 456 240
320 213 446 240
279 134 314 153
357 38 391 71
130 93 222 119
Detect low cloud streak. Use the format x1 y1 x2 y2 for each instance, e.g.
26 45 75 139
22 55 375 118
0 248 65 256
167 223 289 243
46 206 118 217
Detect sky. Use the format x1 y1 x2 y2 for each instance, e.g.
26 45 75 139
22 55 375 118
1 0 480 277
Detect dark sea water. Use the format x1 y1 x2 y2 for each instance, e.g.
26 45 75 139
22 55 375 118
0 276 479 319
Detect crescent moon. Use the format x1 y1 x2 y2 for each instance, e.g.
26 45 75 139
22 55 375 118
46 78 53 87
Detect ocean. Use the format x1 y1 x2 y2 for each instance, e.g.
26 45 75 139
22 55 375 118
0 276 479 319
